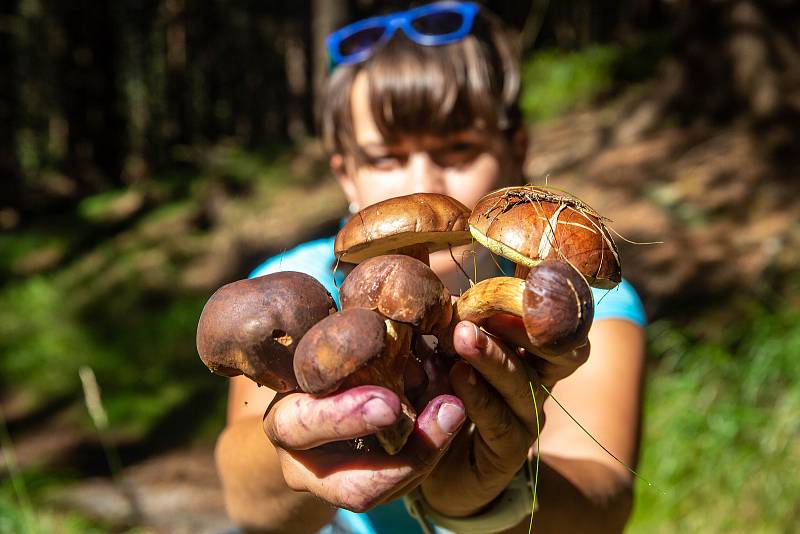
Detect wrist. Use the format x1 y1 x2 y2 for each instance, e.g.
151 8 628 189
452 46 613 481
422 470 515 518
406 467 535 534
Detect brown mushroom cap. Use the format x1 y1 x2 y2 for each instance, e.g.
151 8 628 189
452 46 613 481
469 186 621 289
522 260 594 356
293 308 388 396
334 193 471 264
196 271 336 392
339 255 452 334
294 308 416 454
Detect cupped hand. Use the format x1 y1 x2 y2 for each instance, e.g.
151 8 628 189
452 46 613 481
263 384 466 513
421 319 590 518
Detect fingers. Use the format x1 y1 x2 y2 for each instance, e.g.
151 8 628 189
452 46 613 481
483 313 590 365
452 321 540 434
404 356 428 403
264 385 401 450
482 314 531 353
412 351 455 410
449 360 532 473
529 341 591 387
410 394 466 456
279 449 418 512
277 393 465 513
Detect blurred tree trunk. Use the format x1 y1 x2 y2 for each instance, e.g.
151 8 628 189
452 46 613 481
285 19 309 141
311 0 346 125
670 0 800 122
57 1 126 191
116 0 153 183
164 0 188 146
633 0 800 180
0 0 20 209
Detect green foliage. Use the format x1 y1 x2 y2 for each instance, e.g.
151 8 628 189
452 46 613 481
0 160 247 440
78 190 144 223
0 232 70 279
0 148 293 529
0 469 110 534
629 302 800 533
520 36 668 123
0 501 107 534
521 45 621 122
0 268 225 440
204 144 294 187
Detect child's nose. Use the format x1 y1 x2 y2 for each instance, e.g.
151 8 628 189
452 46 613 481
407 152 446 194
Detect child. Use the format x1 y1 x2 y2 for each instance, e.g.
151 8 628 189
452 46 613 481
216 3 646 533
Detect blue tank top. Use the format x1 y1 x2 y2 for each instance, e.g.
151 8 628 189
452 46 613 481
249 236 646 534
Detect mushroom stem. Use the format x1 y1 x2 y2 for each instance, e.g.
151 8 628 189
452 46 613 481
446 260 594 359
377 320 415 454
295 309 418 455
437 276 538 356
340 319 415 454
514 263 530 279
387 243 430 266
453 277 525 325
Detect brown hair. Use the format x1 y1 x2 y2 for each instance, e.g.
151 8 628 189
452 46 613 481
321 6 521 156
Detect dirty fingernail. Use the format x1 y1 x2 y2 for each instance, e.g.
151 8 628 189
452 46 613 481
437 402 465 434
362 398 396 427
473 325 488 350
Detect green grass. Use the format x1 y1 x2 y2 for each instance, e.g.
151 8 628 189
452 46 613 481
0 501 108 534
0 468 112 534
629 301 800 533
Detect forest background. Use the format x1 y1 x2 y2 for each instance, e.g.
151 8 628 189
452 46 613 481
1 1 799 532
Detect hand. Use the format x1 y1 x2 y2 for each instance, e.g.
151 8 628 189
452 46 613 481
421 318 590 518
263 384 467 513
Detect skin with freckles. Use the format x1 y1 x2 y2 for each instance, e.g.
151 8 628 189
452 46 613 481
218 67 645 533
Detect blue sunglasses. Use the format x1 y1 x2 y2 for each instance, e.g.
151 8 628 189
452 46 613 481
327 1 480 67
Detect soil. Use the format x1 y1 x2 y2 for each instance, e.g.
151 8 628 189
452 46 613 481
49 447 233 534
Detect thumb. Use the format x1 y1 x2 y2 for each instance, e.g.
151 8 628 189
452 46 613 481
404 395 466 467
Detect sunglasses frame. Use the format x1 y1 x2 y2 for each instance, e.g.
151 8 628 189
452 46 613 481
327 1 480 67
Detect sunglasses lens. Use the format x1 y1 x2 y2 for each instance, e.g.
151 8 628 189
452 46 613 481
339 26 387 58
411 11 465 36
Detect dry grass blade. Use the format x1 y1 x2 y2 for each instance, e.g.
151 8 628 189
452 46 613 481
79 366 144 523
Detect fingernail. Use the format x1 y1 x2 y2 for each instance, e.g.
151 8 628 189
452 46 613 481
362 398 396 427
473 325 488 349
437 402 465 434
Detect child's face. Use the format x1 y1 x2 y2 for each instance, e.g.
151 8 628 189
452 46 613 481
334 73 524 211
332 72 525 289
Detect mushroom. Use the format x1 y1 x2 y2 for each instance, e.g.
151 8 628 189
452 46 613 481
339 254 452 335
440 186 618 358
335 193 472 266
196 271 336 392
452 259 594 357
329 255 452 453
293 308 414 455
469 185 621 288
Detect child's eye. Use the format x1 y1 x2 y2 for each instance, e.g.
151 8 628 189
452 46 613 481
433 143 480 167
365 154 404 170
451 142 476 152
